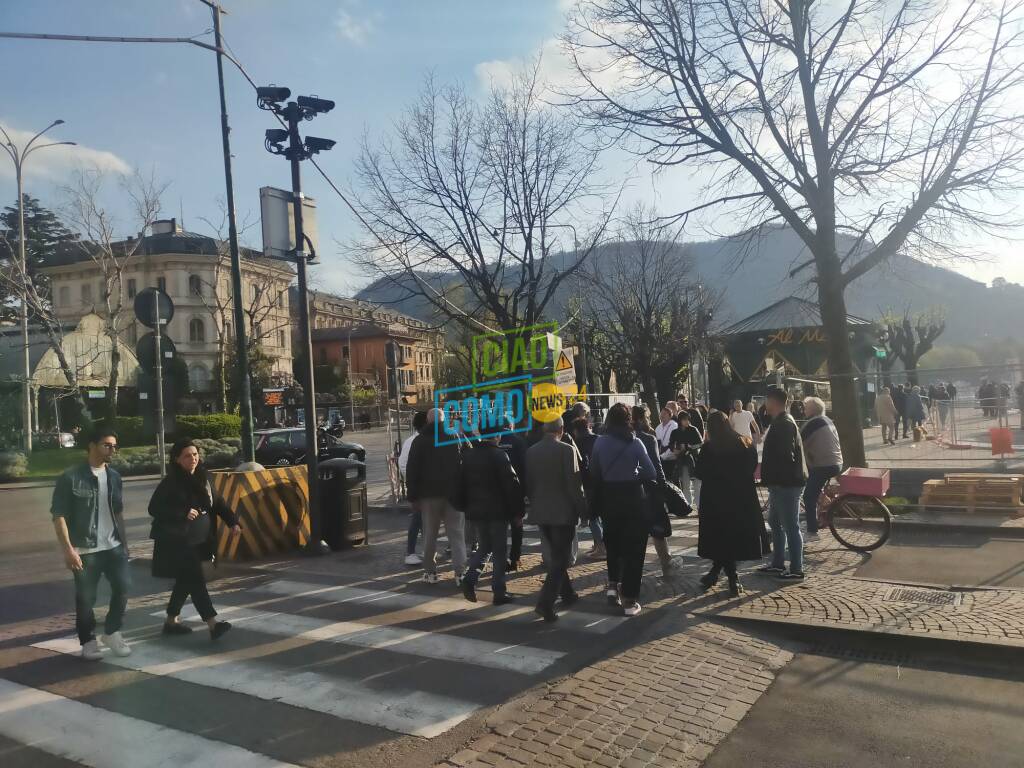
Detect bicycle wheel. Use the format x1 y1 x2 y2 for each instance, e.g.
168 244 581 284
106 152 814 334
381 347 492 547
827 494 892 552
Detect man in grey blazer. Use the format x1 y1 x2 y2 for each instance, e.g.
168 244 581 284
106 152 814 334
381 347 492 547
525 418 587 622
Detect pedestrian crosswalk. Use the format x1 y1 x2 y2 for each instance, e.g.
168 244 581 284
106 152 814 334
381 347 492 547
12 572 639 766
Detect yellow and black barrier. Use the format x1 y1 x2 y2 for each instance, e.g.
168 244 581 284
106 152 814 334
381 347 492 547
210 466 310 561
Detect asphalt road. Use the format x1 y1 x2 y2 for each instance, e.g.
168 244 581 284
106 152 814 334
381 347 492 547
705 630 1024 768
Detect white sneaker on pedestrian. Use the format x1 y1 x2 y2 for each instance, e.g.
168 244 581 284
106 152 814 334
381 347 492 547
100 632 131 657
404 553 423 566
80 639 103 661
454 571 466 587
422 572 440 584
623 602 642 617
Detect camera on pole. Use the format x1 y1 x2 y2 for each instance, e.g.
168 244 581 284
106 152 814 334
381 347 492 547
260 84 335 553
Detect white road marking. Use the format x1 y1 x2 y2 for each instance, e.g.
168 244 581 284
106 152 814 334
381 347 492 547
34 637 480 738
250 579 629 633
148 605 563 674
0 677 301 767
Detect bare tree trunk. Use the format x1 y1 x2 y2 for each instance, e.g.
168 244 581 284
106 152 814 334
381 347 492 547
818 273 865 467
106 320 120 416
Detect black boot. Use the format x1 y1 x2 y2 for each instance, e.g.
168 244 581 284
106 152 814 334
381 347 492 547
726 565 743 596
699 565 722 592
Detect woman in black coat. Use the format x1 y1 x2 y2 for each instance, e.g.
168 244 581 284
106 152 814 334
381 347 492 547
150 439 241 638
695 411 766 596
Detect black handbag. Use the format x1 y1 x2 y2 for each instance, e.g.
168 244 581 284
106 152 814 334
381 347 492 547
661 480 693 518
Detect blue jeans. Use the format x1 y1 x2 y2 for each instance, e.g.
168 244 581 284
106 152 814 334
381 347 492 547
802 465 841 534
406 507 422 555
464 519 509 597
73 545 131 645
768 486 804 573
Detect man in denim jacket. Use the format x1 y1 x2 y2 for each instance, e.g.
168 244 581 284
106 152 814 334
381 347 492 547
50 426 132 660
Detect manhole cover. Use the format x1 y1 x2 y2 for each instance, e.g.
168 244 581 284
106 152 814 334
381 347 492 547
883 587 962 606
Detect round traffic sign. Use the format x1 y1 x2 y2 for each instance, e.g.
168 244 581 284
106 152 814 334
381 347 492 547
136 332 177 373
133 287 174 329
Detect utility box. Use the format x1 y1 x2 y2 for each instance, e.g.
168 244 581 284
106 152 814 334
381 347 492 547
318 458 368 550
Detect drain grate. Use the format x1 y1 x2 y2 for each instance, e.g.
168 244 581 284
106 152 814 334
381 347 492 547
883 587 962 607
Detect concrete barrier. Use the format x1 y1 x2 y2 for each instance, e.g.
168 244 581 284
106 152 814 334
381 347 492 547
210 467 310 560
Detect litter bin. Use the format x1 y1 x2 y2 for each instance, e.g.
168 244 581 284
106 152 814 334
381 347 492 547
318 458 369 550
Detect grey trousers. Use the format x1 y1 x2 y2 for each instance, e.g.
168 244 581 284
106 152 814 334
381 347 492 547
541 527 578 566
421 497 467 575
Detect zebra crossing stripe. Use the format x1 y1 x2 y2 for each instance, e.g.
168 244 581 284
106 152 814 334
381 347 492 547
148 605 564 674
33 637 480 738
250 580 629 633
0 677 301 767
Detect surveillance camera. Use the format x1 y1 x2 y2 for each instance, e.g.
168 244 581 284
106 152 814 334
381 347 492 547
298 95 335 115
265 129 289 144
304 136 336 154
257 85 291 109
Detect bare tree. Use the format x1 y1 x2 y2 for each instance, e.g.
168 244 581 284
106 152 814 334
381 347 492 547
880 308 946 384
584 207 718 413
63 169 165 415
567 0 1024 465
352 64 614 335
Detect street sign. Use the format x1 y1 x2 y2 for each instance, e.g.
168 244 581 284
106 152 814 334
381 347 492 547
555 347 576 388
260 186 319 262
134 287 174 329
136 332 177 373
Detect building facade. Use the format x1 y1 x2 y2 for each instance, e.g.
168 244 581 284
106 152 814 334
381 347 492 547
40 219 295 409
296 289 442 405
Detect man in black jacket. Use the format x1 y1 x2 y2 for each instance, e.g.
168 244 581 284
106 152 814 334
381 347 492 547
50 426 132 660
406 408 467 584
456 436 524 604
759 388 808 580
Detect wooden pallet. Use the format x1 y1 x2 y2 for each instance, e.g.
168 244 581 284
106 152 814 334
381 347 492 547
921 474 1024 515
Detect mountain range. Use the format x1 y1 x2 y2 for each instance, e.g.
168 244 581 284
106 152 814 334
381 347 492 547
355 226 1023 346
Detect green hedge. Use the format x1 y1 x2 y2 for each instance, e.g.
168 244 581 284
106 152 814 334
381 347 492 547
110 438 239 476
0 451 28 482
110 416 147 447
175 414 242 440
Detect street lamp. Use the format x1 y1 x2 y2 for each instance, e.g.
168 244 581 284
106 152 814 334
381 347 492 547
0 120 76 452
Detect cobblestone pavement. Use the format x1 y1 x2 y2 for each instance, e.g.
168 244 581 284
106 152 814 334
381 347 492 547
692 573 1024 648
437 615 791 768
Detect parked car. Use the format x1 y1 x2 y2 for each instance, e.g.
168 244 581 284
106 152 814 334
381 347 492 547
35 431 76 449
253 428 366 466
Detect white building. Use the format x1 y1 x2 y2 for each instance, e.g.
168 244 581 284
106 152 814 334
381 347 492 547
39 218 294 410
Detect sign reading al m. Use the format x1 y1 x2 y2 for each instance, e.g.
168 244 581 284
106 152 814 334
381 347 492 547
471 322 561 390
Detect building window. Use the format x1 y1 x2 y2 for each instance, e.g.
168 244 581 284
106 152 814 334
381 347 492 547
127 279 137 299
189 274 202 297
342 345 349 359
125 323 137 344
80 283 93 305
58 286 70 307
278 330 286 348
255 322 263 339
189 363 211 393
277 290 284 308
156 276 167 293
225 321 232 340
249 283 259 302
189 317 206 343
318 347 327 364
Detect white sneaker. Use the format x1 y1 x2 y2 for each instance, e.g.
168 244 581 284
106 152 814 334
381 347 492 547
404 553 423 565
454 572 465 587
100 632 131 657
80 639 103 661
422 572 440 584
623 602 642 617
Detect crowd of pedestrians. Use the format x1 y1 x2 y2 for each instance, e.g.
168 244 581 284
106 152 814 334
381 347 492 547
51 386 833 660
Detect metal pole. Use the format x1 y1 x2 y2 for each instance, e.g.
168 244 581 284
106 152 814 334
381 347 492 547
208 3 255 462
15 164 32 451
348 328 355 429
153 301 167 478
285 103 322 548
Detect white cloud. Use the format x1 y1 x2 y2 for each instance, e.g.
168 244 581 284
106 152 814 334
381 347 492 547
335 2 374 46
0 121 131 182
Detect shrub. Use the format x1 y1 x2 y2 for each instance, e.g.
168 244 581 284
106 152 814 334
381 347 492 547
110 416 147 447
0 451 28 481
175 414 242 441
883 496 912 515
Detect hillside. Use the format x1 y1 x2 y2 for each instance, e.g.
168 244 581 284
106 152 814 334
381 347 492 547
355 227 1023 345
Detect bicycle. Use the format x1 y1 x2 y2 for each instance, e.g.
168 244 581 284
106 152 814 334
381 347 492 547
757 467 892 553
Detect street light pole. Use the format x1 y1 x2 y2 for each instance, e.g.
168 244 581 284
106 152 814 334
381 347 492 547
1 120 75 452
202 0 256 463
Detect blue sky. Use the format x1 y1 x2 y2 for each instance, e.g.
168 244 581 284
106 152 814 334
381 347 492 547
2 0 1019 293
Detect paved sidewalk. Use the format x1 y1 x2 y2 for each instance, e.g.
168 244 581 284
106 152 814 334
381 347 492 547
692 573 1024 648
438 614 791 768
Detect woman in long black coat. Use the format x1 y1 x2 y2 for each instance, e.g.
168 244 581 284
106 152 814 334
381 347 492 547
695 411 766 596
150 439 241 638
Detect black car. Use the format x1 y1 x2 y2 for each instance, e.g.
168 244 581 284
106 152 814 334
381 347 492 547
254 428 366 466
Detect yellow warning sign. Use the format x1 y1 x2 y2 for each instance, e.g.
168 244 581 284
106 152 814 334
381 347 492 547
556 350 574 372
